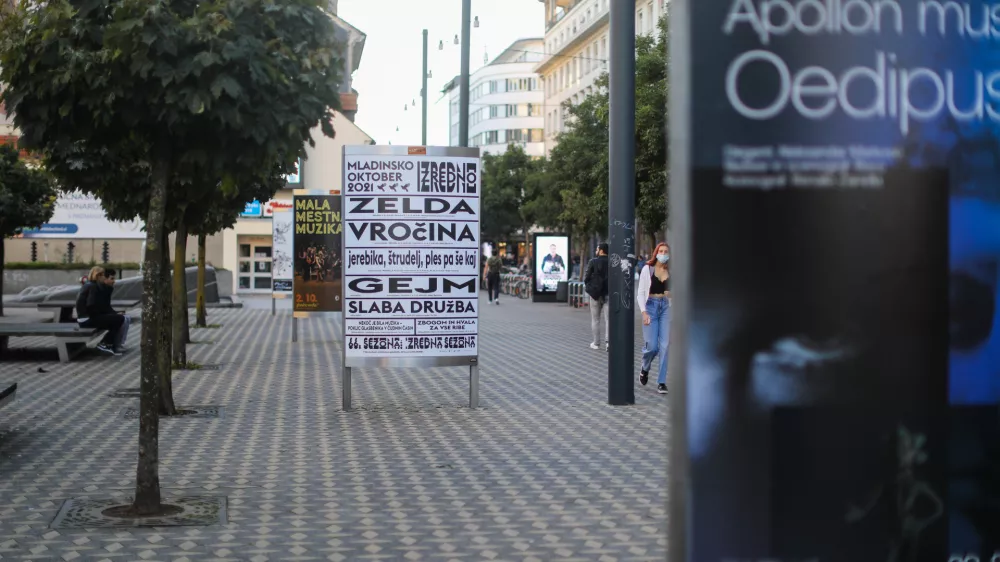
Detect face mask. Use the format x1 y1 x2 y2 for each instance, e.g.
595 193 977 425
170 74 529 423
656 255 669 264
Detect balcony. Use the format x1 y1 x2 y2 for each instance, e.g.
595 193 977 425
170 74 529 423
537 0 608 74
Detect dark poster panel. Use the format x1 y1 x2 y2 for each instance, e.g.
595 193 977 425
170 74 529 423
681 0 1000 558
293 194 342 312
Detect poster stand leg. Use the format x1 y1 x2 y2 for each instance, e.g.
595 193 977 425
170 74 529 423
343 366 352 411
469 360 479 409
292 317 298 343
271 296 275 317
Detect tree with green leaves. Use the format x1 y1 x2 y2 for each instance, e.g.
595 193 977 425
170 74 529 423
546 14 670 248
480 144 555 261
0 145 58 318
170 169 284 367
180 170 284 344
635 16 669 249
481 145 531 244
0 0 343 515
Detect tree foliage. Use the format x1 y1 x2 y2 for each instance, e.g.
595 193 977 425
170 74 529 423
0 0 344 515
480 145 543 243
544 15 669 245
0 144 59 317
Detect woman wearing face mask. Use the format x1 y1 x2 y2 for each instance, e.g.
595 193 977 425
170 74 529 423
636 242 671 394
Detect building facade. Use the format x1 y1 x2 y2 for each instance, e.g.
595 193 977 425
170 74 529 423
1 7 375 297
442 38 545 157
536 0 666 155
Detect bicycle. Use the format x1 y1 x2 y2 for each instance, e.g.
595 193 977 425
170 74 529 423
513 276 531 299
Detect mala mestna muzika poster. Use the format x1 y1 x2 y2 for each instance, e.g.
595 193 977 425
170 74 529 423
293 194 342 313
680 0 1000 559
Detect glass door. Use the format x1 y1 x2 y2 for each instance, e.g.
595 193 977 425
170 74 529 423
238 243 253 291
252 245 272 291
237 240 273 293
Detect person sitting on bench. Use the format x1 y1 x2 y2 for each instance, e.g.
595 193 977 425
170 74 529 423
75 266 123 356
96 268 130 351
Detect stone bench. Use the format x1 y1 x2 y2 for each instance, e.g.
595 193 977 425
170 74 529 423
0 324 109 363
0 382 15 410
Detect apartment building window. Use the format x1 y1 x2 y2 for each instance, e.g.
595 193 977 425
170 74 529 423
638 9 644 35
490 105 499 118
648 1 655 24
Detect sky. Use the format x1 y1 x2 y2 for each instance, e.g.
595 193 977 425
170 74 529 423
338 0 546 147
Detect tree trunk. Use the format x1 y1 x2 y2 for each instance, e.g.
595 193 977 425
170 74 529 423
0 240 5 318
172 218 188 365
159 227 177 416
196 234 207 327
134 143 169 516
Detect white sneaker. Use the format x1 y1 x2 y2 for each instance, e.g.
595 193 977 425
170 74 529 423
589 342 599 350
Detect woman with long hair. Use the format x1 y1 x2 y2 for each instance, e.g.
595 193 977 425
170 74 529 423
636 242 671 394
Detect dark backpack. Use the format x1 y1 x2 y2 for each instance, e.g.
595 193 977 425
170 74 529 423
584 256 608 300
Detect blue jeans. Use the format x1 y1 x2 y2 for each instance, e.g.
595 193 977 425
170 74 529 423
641 297 670 385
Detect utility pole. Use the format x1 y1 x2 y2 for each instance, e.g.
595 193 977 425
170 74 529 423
458 0 471 147
422 29 429 146
607 0 636 405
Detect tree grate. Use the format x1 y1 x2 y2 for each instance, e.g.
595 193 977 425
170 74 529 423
50 495 227 529
119 405 225 420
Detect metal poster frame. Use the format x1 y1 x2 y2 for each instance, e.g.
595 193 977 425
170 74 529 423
340 145 482 411
667 2 690 560
291 188 343 342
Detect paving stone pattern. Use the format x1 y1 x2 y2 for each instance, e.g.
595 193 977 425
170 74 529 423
0 296 668 561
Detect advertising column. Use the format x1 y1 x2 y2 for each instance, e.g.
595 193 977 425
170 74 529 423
271 208 293 294
343 146 480 367
674 0 1000 560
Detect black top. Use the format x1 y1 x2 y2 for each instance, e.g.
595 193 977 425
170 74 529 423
75 283 96 320
93 284 115 315
584 255 609 298
75 282 113 319
649 267 671 294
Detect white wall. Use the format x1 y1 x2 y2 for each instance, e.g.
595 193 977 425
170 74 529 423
222 110 373 291
303 111 373 192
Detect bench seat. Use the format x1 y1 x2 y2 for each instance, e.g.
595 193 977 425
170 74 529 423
0 324 109 363
0 382 15 410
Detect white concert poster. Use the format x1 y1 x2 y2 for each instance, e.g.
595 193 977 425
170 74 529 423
271 209 294 293
342 146 481 363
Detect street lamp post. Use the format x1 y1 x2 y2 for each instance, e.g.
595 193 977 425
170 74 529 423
607 0 637 405
422 28 429 145
458 0 471 147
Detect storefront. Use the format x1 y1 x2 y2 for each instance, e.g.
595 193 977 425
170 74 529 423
236 235 274 293
218 110 374 295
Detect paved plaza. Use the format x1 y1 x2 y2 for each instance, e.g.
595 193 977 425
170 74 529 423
0 295 668 561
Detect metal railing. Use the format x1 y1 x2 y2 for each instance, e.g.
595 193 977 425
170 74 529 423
568 281 588 308
499 274 532 299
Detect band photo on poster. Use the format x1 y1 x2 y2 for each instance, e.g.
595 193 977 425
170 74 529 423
293 194 342 312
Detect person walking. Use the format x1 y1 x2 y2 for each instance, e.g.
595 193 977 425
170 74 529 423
483 252 503 305
584 243 610 351
637 243 671 394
